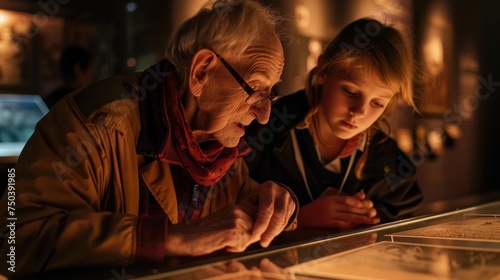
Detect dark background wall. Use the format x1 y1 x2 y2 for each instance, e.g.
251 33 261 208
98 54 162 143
413 0 500 202
476 0 500 195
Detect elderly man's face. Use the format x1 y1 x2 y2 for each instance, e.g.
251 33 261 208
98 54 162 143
194 34 284 148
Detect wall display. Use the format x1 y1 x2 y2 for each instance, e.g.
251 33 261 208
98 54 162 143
0 9 33 88
415 2 454 115
0 8 107 95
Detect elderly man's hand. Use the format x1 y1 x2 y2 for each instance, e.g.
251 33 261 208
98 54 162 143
237 181 296 248
165 205 256 256
164 181 296 256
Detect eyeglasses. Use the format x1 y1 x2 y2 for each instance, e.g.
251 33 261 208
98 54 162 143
215 52 280 107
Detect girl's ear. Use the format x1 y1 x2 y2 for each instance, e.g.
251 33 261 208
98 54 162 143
316 55 325 85
317 73 325 85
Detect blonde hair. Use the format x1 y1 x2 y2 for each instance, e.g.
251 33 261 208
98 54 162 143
300 18 416 179
165 0 292 92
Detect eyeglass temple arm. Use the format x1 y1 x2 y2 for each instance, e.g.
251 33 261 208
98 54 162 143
215 53 255 94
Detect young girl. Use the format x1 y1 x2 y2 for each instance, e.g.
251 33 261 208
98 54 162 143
245 18 423 229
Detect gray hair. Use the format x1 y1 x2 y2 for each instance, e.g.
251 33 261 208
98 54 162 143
165 0 292 88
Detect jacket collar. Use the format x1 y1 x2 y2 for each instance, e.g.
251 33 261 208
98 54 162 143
136 59 172 157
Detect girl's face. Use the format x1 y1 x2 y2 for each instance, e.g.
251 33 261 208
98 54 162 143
317 69 395 140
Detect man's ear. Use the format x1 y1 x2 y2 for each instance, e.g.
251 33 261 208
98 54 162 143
188 49 217 97
316 54 325 85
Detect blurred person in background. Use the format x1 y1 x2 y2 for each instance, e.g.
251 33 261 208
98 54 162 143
44 45 94 109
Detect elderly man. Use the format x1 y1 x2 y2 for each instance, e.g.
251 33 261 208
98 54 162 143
0 0 296 276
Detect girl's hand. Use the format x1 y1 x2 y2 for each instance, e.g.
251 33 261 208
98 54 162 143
297 191 380 229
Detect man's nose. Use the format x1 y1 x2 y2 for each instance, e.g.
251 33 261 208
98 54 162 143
251 101 271 124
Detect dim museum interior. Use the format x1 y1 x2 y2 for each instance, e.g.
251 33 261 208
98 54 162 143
0 0 499 279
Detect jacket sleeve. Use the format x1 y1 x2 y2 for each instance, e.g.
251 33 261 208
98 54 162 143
365 173 423 222
0 97 146 276
362 137 423 222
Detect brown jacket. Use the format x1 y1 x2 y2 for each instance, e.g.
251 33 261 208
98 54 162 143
0 72 296 276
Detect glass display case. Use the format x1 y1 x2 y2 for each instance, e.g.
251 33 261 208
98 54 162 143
23 196 500 280
131 200 500 280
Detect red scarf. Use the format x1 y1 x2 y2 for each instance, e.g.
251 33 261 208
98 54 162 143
156 65 250 186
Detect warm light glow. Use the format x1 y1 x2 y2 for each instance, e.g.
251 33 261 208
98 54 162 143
307 39 322 72
295 5 310 29
396 128 413 155
427 129 444 155
444 124 462 139
423 33 444 76
126 57 137 67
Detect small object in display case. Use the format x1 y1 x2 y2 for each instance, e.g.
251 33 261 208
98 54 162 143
287 241 500 280
387 215 500 250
